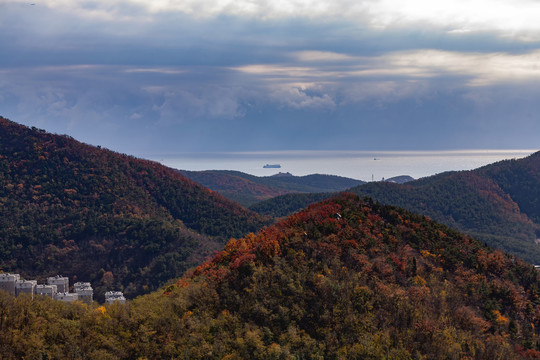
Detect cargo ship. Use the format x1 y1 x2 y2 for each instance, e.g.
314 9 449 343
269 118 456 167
263 164 281 169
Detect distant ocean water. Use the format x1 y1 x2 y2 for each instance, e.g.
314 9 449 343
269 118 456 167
143 150 536 182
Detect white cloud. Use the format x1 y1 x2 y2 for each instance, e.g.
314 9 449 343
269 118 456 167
382 50 540 86
269 87 336 110
233 64 317 77
293 51 355 62
235 49 540 88
127 0 359 18
368 0 540 36
6 0 540 40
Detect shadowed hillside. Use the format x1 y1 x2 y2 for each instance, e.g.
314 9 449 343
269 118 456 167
350 159 540 263
180 169 364 206
249 192 335 218
0 117 269 298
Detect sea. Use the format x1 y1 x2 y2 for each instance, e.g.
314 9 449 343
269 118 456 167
142 149 536 182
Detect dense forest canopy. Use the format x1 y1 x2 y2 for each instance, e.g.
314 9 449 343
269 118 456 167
0 117 269 299
1 194 539 359
180 169 365 206
250 152 540 264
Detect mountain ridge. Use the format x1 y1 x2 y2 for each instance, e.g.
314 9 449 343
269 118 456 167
179 169 365 206
0 116 269 298
250 152 540 263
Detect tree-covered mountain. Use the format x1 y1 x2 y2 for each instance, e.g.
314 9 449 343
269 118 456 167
0 117 269 298
180 169 364 206
2 194 539 359
350 157 540 263
249 192 336 218
250 152 540 263
247 177 413 218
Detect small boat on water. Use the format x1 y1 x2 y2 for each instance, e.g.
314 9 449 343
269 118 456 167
263 164 281 169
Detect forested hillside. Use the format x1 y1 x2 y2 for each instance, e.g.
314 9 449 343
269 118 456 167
477 153 540 225
249 192 335 218
251 152 540 263
350 162 540 263
0 117 269 298
1 194 539 359
180 169 364 206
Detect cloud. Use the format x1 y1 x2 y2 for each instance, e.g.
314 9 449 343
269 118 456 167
231 49 540 106
269 87 336 110
123 68 186 75
2 0 540 153
293 51 355 63
367 0 540 39
365 50 540 86
145 86 246 122
5 46 540 132
381 50 540 86
6 0 540 41
0 64 248 126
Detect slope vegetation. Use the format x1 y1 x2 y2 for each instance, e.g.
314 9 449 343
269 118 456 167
180 169 364 206
249 191 335 218
1 194 539 359
0 117 268 298
351 161 540 263
251 152 540 263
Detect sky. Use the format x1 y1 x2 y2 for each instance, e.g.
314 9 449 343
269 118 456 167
2 0 540 155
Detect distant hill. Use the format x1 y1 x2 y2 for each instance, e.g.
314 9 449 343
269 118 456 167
250 152 540 263
3 194 539 358
179 169 365 206
248 175 414 217
0 117 269 298
350 154 540 263
249 192 335 218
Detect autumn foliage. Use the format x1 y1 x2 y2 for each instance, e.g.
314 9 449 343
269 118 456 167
0 117 268 298
1 193 540 358
253 151 540 263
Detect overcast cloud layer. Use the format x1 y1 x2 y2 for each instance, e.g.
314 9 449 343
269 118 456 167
1 0 540 153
